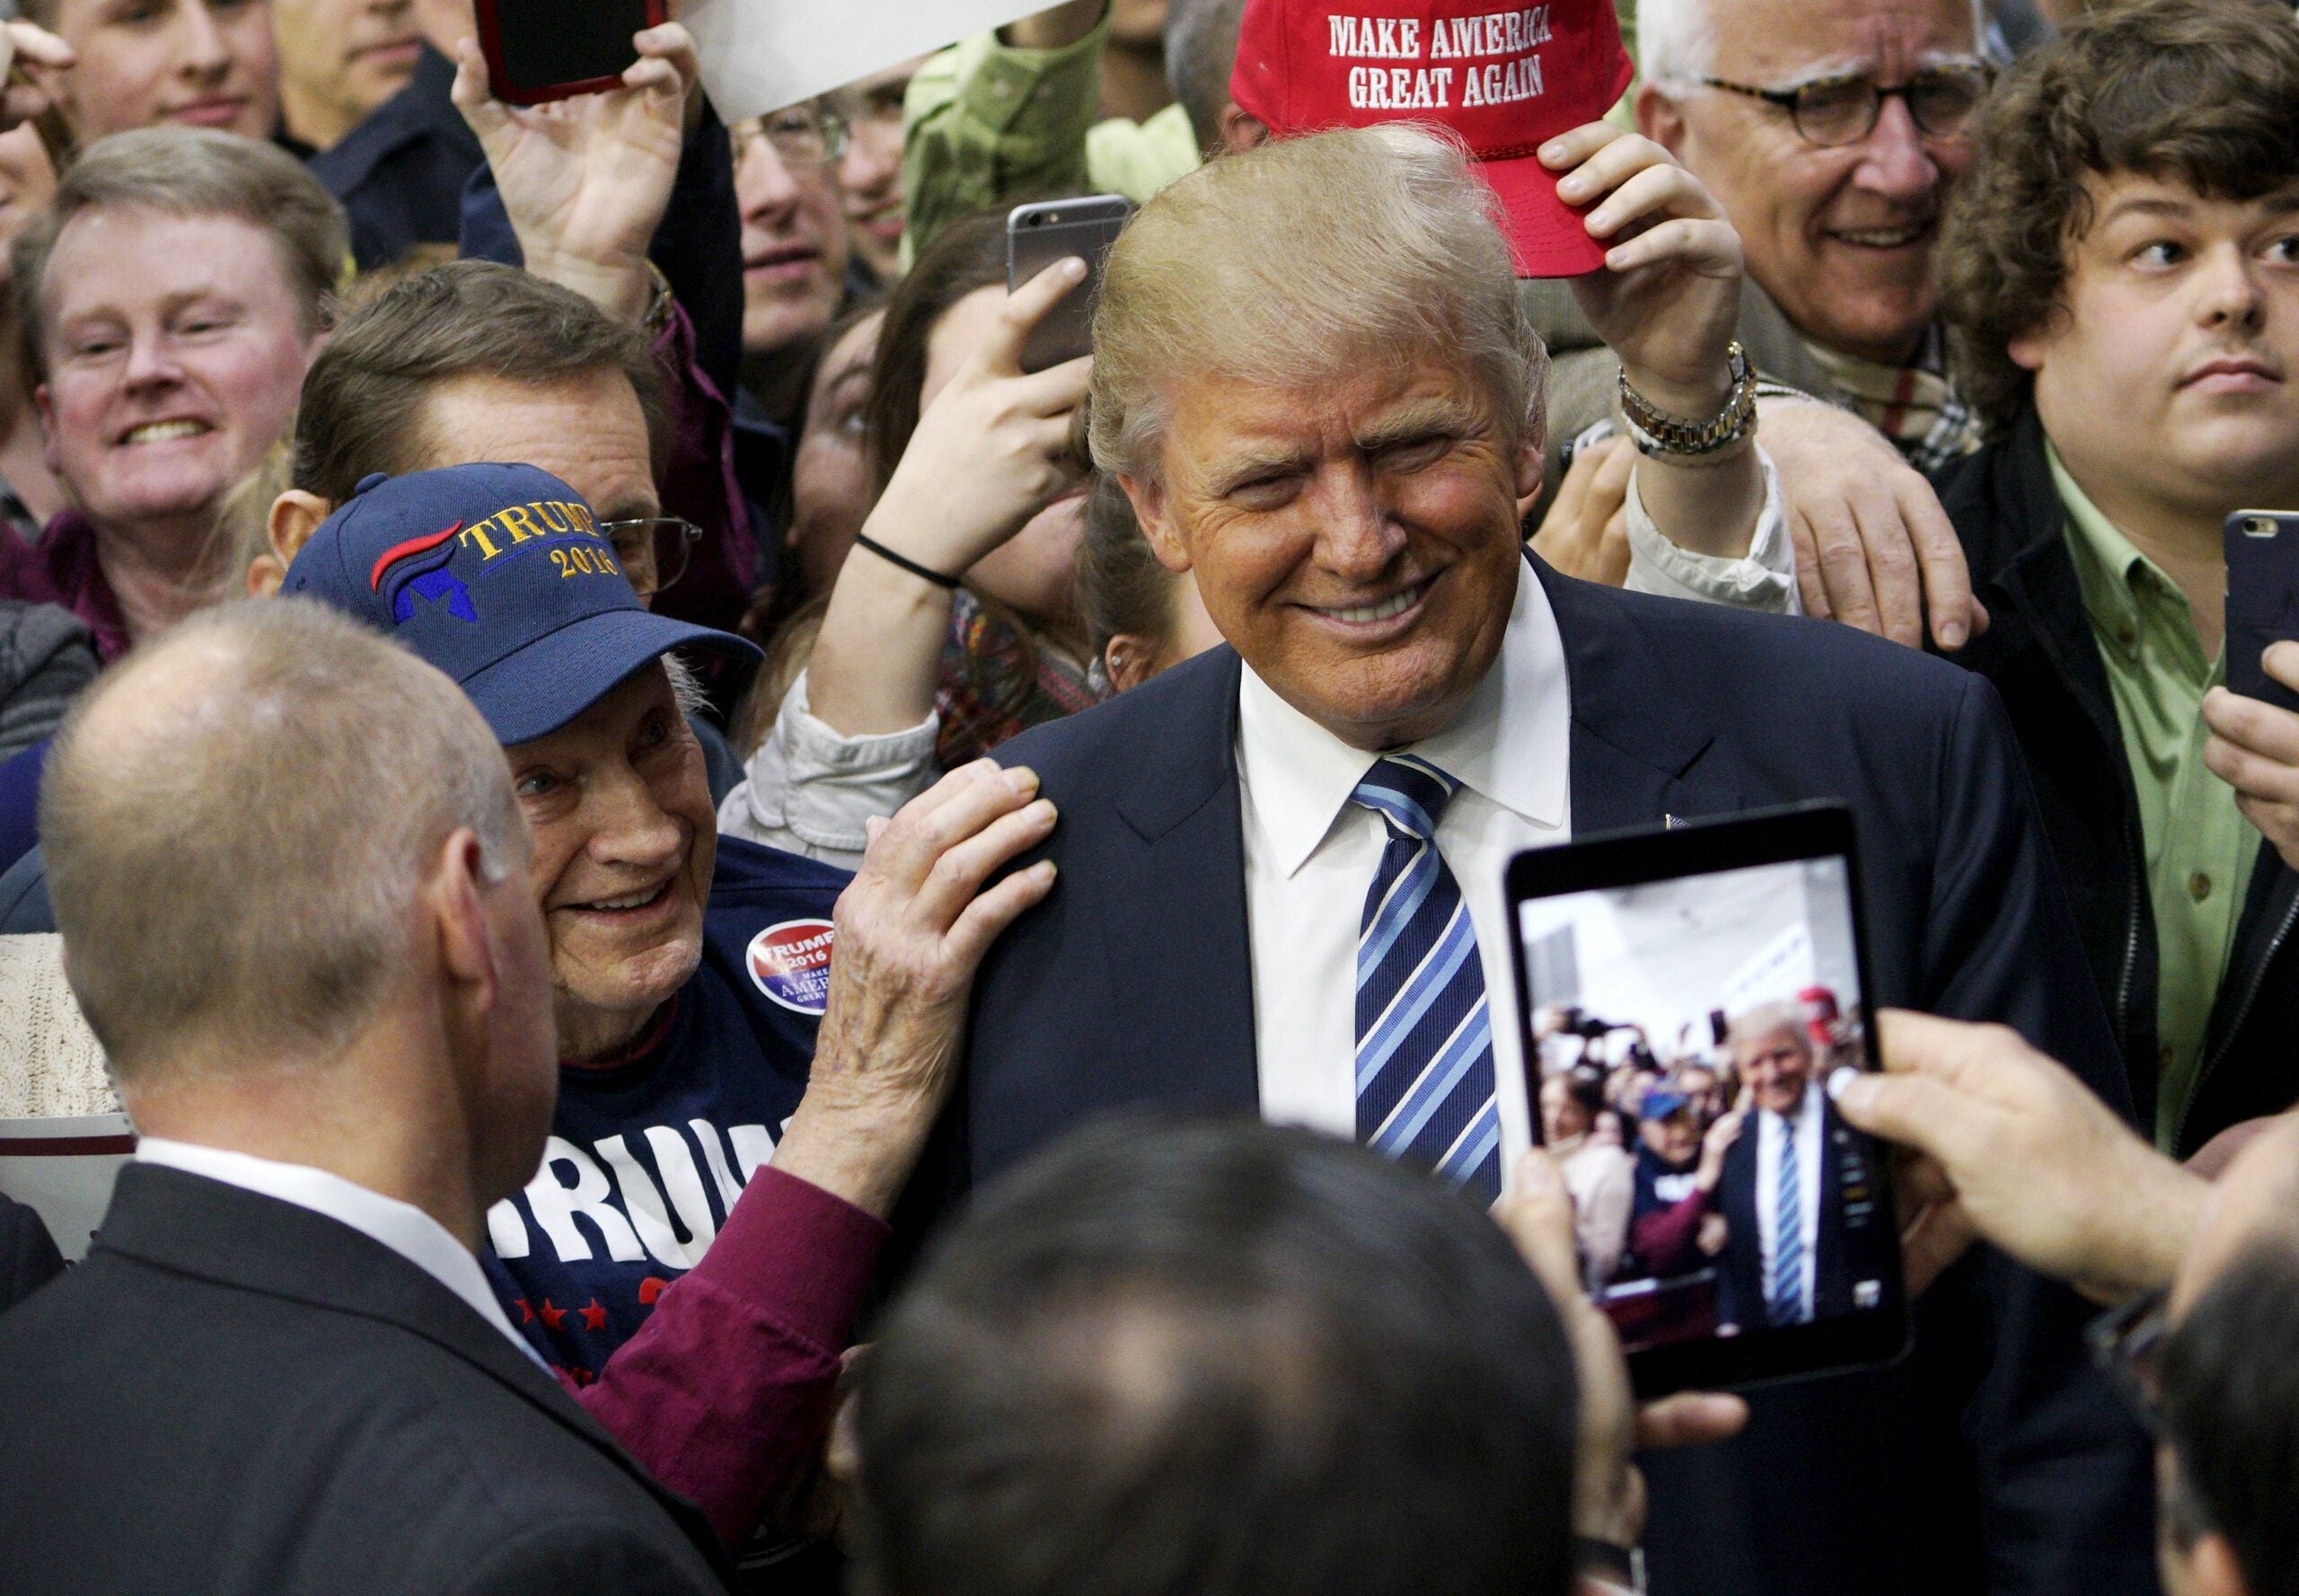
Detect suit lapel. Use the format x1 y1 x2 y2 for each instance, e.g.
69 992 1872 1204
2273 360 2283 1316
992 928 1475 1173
1102 648 1261 1115
96 1165 730 1572
1534 556 1741 833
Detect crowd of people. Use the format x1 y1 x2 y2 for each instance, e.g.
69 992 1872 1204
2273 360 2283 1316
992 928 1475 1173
0 0 2293 1592
1532 989 1886 1349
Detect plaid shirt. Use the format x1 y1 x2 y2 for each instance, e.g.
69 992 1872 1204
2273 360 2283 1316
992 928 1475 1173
1802 323 1982 476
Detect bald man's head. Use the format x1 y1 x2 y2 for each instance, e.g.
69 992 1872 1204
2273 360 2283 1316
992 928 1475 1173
42 600 525 1081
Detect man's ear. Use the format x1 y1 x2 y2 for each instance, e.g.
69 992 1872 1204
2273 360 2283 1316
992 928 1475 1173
1637 84 1687 155
267 489 334 576
1219 104 1268 154
1119 472 1194 575
2006 326 2049 375
427 829 499 1006
1514 432 1546 510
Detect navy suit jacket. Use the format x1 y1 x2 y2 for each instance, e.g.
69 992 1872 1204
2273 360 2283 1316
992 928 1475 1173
1713 1094 1893 1331
0 1166 733 1594
949 555 2155 1596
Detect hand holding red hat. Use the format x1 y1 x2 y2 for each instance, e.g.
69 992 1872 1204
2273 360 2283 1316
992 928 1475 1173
1540 121 1745 421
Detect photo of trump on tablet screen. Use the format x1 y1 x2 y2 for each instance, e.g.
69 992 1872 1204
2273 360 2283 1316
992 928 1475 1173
1518 857 1895 1354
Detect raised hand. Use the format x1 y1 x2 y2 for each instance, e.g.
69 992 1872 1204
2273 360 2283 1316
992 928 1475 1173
865 259 1095 580
0 20 72 134
450 23 697 324
1541 122 1742 420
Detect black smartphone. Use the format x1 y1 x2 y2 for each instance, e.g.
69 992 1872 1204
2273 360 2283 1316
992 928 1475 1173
2225 510 2299 714
1006 195 1133 374
1507 803 1909 1398
473 0 663 105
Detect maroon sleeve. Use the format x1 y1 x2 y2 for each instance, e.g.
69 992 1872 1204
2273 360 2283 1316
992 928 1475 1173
566 1164 890 1550
647 299 760 640
1629 1187 1713 1279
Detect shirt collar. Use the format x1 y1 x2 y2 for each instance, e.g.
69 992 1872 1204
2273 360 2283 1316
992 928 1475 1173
136 1137 545 1369
2045 437 2201 669
1236 560 1571 877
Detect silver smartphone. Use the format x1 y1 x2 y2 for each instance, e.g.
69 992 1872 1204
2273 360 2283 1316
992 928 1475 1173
1006 195 1133 374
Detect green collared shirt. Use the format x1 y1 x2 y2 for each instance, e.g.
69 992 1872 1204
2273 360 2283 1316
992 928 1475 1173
2051 443 2259 1147
902 8 1201 269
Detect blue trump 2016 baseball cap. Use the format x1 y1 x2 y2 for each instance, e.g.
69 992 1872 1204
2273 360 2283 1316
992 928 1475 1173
284 463 760 745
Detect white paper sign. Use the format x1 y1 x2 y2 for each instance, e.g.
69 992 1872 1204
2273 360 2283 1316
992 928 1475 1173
0 1113 135 1262
683 0 1056 122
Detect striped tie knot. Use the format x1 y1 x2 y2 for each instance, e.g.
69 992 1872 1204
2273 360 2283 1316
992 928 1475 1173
1352 754 1461 842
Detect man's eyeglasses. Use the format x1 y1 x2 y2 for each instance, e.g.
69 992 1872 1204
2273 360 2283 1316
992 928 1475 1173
729 103 850 171
1701 62 1995 148
2086 1284 2171 1437
597 518 703 602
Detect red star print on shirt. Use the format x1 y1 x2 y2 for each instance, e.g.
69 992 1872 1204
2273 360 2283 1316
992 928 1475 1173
578 1299 607 1331
638 1276 668 1305
539 1299 567 1330
514 1298 534 1324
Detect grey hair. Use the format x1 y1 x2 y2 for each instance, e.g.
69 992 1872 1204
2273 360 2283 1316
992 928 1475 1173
660 652 706 718
43 600 524 1081
1641 0 1987 91
1165 0 1248 153
1088 123 1548 490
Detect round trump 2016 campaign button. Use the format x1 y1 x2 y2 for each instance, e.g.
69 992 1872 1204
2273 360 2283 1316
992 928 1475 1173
746 919 835 1014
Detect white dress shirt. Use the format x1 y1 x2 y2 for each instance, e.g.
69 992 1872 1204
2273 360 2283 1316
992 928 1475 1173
137 1138 547 1370
1752 1082 1825 1320
1238 563 1572 1186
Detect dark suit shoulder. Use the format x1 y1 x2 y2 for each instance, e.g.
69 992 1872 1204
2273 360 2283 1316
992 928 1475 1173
992 644 1238 788
452 1519 725 1596
1589 578 1984 725
0 1248 716 1595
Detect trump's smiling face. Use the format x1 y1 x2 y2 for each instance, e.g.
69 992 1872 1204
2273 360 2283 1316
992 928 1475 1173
1124 355 1537 752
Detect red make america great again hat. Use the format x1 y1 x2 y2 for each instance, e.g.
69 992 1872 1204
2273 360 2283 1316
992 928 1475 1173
1229 0 1634 276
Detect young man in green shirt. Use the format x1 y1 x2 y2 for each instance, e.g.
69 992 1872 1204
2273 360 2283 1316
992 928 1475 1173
1927 0 2299 1153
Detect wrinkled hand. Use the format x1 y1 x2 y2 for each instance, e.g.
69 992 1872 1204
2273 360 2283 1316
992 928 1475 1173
0 20 70 132
1500 1151 1748 1552
863 260 1092 578
1541 123 1742 419
1528 435 1633 586
2204 643 2299 872
1762 401 1985 651
1835 1011 2205 1303
450 24 695 323
775 761 1059 1217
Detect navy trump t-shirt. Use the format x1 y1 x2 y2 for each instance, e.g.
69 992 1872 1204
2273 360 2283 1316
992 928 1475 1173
480 836 848 1382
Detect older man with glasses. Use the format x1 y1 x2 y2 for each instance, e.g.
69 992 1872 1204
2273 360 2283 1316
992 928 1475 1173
1535 0 1996 646
1636 0 1992 471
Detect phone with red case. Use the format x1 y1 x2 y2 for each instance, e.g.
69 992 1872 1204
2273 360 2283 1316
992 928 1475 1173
472 0 665 105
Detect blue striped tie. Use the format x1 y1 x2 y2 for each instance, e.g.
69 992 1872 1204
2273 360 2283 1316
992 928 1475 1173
1769 1118 1806 1326
1352 755 1502 1201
